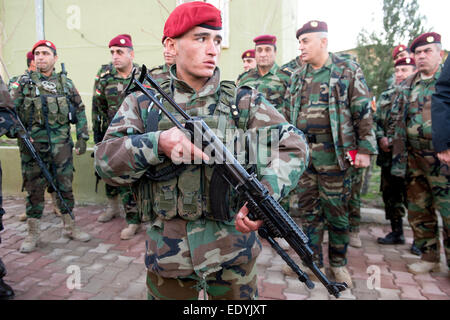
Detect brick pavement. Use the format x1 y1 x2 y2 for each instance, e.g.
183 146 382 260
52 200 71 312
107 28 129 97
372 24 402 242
0 197 448 300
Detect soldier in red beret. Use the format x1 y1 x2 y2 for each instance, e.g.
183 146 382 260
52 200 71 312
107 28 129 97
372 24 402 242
92 34 143 240
394 57 416 84
94 1 309 300
237 35 290 113
241 49 256 72
392 44 412 62
10 40 91 253
389 32 449 275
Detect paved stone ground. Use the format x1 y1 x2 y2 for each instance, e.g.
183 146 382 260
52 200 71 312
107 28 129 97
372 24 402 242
0 196 448 300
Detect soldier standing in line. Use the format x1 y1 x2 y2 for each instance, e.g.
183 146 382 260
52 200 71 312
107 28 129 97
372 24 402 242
10 51 63 222
376 57 418 249
0 75 19 299
282 20 377 287
390 32 449 275
236 35 290 113
10 40 91 253
92 34 144 240
94 2 309 300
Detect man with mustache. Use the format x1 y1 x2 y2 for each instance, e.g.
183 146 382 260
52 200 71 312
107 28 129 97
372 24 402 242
282 20 377 288
390 32 449 275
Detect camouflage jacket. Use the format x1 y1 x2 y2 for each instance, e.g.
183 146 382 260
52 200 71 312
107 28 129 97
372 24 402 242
280 56 302 76
10 70 89 144
148 63 171 86
236 63 290 112
92 62 140 143
390 66 442 177
284 52 377 171
374 85 400 167
94 66 309 278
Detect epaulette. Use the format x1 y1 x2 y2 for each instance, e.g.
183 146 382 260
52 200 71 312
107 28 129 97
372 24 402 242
98 63 113 79
148 65 164 75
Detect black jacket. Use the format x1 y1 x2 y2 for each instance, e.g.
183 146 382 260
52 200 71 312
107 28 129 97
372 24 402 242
432 57 450 152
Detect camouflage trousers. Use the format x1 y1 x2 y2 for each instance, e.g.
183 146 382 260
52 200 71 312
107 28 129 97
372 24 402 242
349 167 364 233
293 164 353 268
406 148 450 267
19 141 74 219
104 184 141 225
146 257 258 300
380 165 407 221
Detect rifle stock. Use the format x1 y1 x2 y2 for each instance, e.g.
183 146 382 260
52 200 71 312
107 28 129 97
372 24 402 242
126 65 348 298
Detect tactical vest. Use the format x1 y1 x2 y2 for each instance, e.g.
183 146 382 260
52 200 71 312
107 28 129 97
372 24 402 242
132 79 251 223
19 72 71 131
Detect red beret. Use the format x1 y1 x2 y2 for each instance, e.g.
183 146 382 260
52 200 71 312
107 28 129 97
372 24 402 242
296 20 328 39
253 35 277 46
162 2 222 43
241 49 255 59
26 51 34 61
395 57 416 67
410 32 441 53
109 34 133 48
32 40 56 54
392 44 407 60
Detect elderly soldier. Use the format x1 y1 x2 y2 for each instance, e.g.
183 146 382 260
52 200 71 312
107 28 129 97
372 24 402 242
390 32 449 275
376 57 417 248
283 20 377 287
92 34 144 240
0 75 18 299
10 40 91 253
95 1 308 300
236 35 290 112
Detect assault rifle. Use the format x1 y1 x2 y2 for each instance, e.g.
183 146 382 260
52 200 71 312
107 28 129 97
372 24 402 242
5 108 74 220
125 65 348 298
60 63 78 124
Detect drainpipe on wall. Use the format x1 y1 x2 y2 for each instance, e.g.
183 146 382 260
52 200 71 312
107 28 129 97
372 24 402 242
35 0 45 40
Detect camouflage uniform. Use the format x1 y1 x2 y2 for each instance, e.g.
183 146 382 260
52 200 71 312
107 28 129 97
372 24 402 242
148 64 171 86
391 66 450 267
375 86 407 221
280 56 302 76
284 53 377 268
10 70 89 219
236 63 290 113
348 167 364 233
95 65 309 299
92 63 141 224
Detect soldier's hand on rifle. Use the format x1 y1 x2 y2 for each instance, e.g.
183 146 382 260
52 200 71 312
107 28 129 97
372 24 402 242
75 139 87 155
158 127 210 163
235 203 263 234
354 153 371 168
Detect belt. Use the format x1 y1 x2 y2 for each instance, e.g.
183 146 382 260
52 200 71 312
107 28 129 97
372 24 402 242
305 133 333 144
408 137 434 151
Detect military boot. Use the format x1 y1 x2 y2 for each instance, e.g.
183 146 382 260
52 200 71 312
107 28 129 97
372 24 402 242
0 279 14 300
97 197 120 222
120 224 140 240
330 266 353 288
62 214 91 242
19 218 40 253
18 212 27 222
377 218 405 245
410 241 422 256
349 231 362 248
51 192 62 217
